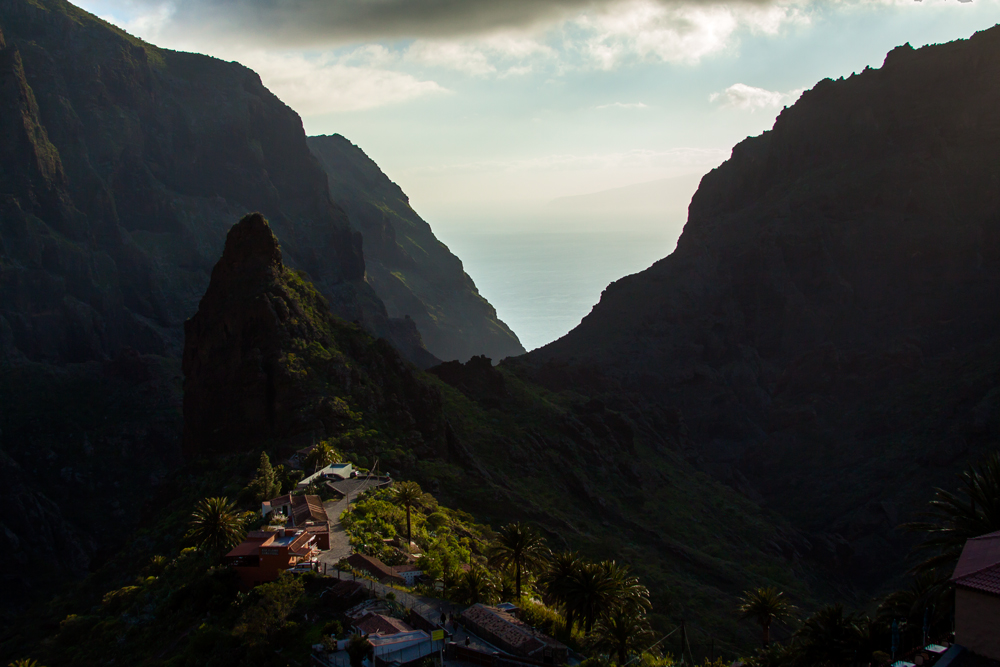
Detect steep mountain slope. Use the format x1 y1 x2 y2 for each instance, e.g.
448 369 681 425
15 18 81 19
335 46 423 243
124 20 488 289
0 212 838 659
182 212 448 460
308 134 525 363
527 30 1000 586
0 0 434 612
0 0 435 366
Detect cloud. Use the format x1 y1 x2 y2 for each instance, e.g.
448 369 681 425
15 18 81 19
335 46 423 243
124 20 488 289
572 0 808 69
596 102 648 108
233 50 448 114
94 0 799 46
709 82 804 110
408 147 730 174
404 35 554 77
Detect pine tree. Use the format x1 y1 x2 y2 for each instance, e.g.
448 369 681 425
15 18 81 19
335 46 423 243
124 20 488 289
250 452 281 503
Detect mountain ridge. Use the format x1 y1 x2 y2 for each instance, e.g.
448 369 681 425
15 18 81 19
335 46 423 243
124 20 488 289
308 134 525 363
525 28 1000 586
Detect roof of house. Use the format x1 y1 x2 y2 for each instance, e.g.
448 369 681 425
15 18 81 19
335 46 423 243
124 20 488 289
952 530 1000 596
290 495 328 525
225 533 272 559
356 613 415 636
346 553 404 582
271 494 294 506
461 604 566 655
368 630 431 649
327 579 366 599
393 564 423 574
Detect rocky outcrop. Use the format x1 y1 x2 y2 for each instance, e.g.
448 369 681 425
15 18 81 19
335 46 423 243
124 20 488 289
0 0 435 368
308 134 525 363
527 28 1000 584
183 213 447 459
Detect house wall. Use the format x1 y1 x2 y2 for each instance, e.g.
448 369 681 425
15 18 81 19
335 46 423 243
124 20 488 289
956 587 1000 660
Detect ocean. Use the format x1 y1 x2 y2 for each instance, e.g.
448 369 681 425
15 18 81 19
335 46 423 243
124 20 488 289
437 231 677 353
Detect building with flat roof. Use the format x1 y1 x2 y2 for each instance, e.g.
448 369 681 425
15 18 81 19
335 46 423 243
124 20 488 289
298 462 354 489
224 527 319 588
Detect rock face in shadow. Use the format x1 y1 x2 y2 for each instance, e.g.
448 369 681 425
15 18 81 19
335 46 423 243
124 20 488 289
308 134 525 363
527 30 1000 585
0 0 431 611
183 213 448 459
0 0 436 368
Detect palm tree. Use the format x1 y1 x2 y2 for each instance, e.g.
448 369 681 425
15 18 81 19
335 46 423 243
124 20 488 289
185 496 246 552
393 481 426 553
305 441 336 471
488 522 547 601
594 606 654 665
8 660 41 667
539 551 584 631
906 451 1000 574
791 604 862 667
738 587 795 647
564 561 619 633
451 568 497 605
877 572 952 626
346 634 373 667
601 560 651 614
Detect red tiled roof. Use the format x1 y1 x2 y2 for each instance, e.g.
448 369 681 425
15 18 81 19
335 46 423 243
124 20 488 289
291 495 328 524
393 564 423 573
356 613 414 636
461 604 566 656
952 531 1000 596
346 553 404 583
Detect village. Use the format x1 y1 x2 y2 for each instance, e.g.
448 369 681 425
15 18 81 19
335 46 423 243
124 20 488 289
205 446 1000 667
218 448 579 667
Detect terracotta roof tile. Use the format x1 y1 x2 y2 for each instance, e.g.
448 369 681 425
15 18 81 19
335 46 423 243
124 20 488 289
952 531 1000 596
461 604 565 656
356 613 414 636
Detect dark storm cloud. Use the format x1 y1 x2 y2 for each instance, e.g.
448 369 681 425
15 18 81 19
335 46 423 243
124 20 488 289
151 0 777 46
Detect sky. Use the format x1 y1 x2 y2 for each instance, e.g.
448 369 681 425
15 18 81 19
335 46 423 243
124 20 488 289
75 0 1000 235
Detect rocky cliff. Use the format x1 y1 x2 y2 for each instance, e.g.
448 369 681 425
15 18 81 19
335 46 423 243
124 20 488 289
308 134 525 363
527 28 1000 585
183 213 447 458
0 0 430 611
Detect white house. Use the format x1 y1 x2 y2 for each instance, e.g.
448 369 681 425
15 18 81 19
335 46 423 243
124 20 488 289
297 462 354 489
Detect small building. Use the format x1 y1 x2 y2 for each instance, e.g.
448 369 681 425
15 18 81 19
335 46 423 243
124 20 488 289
262 494 331 549
392 564 424 587
345 553 405 586
298 462 354 489
952 530 1000 661
223 527 319 589
355 613 415 636
289 445 316 469
460 604 568 665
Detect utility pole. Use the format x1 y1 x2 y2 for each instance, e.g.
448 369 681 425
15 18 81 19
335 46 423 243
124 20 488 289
679 621 686 665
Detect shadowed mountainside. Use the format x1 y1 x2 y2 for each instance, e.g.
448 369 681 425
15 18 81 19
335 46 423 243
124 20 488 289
308 134 525 363
182 213 448 460
527 30 1000 587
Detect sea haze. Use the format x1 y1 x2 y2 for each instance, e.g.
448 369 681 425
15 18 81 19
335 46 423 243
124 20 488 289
438 230 676 353
429 174 698 353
